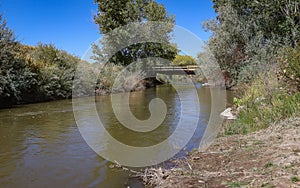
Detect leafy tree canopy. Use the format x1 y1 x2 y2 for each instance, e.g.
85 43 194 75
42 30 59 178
94 0 178 67
172 55 196 66
203 0 300 87
0 15 34 102
212 0 300 46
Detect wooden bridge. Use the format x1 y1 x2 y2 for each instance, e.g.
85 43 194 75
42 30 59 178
147 65 199 76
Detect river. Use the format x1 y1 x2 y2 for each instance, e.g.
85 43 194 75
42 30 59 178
0 85 232 188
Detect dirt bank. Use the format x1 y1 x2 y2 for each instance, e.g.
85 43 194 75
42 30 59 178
143 118 300 187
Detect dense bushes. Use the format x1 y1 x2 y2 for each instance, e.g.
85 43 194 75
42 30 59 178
279 45 300 93
1 41 128 106
0 14 148 107
172 55 195 66
27 44 79 100
204 1 300 134
0 15 35 105
226 72 300 135
0 14 154 107
0 15 85 107
204 1 300 88
0 42 83 106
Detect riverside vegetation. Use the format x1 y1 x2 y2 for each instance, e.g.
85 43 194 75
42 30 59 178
0 14 139 107
141 0 300 187
0 0 203 108
1 0 300 186
0 14 84 107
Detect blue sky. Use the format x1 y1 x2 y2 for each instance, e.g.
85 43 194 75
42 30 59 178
0 0 216 57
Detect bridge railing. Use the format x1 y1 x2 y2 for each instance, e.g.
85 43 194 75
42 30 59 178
150 65 199 71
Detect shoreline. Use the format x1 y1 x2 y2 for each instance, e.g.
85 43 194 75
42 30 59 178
1 78 215 109
142 118 300 187
0 77 165 109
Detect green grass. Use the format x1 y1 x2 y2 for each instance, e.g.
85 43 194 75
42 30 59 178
226 181 248 187
264 162 274 168
225 73 300 135
291 176 300 183
284 162 296 169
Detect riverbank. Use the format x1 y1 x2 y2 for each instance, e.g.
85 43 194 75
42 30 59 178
142 118 300 187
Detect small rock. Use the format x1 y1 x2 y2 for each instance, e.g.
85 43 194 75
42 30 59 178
198 180 205 183
220 108 237 120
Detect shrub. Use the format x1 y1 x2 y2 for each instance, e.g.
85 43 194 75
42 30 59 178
226 71 300 135
204 1 300 88
0 15 35 105
26 44 80 100
279 45 300 93
172 55 196 66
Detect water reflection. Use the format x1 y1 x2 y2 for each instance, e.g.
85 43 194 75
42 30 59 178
0 85 232 187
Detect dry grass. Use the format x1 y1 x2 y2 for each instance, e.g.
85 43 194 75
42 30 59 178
143 118 300 187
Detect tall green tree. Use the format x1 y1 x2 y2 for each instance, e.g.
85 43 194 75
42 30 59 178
204 0 300 87
212 0 300 46
0 15 35 105
94 0 178 67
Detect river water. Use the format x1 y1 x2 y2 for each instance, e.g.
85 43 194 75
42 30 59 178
0 85 232 188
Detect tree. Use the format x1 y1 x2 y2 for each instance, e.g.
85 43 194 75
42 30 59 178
28 44 81 100
211 0 300 46
0 15 34 105
94 0 178 67
204 0 300 87
172 55 195 66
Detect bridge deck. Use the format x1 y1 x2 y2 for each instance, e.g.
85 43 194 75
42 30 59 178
148 65 199 75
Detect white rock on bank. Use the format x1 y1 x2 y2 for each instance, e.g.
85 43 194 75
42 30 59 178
220 108 237 120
